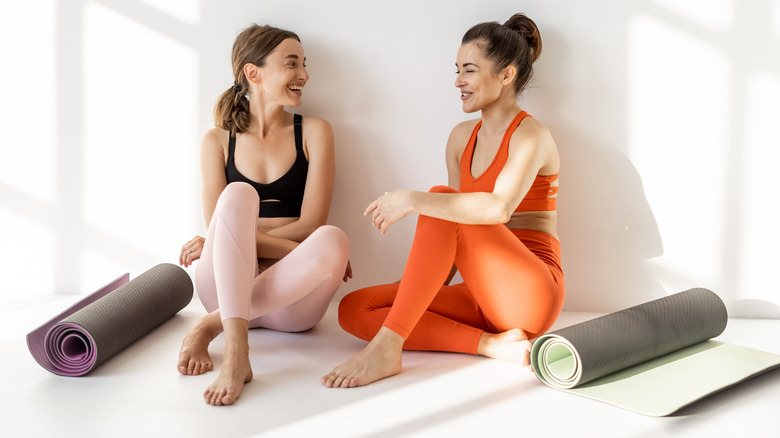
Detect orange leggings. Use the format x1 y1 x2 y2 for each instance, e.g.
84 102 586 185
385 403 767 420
338 185 565 354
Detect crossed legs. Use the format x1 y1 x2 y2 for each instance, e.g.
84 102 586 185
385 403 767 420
178 183 350 404
322 186 563 388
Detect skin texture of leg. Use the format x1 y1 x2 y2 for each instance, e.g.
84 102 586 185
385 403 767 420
478 329 533 369
320 326 404 388
178 310 223 375
203 318 253 406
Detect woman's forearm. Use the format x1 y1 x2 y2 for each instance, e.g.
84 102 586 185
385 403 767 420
256 230 299 259
265 218 321 243
366 189 512 234
408 190 511 225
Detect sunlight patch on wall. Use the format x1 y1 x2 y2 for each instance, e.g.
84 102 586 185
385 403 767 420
627 15 729 290
738 70 780 303
82 2 199 271
651 0 733 30
775 0 780 40
0 1 56 204
0 208 54 300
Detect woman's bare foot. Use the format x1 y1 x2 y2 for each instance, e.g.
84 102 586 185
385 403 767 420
178 311 223 375
204 318 253 406
321 326 404 388
203 352 253 406
478 328 533 369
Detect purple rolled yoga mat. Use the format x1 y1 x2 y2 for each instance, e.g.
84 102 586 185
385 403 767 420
26 263 193 376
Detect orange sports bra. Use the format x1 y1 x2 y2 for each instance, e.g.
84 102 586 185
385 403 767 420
459 111 558 212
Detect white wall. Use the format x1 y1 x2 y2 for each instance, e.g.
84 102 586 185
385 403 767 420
2 0 778 317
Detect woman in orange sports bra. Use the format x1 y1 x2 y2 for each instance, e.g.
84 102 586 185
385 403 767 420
322 13 564 388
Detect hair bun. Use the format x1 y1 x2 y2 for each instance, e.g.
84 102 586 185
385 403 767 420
504 13 542 62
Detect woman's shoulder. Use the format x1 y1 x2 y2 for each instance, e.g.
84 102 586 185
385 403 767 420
513 115 554 146
300 116 334 147
447 118 480 149
452 118 480 135
201 127 230 156
510 114 559 171
202 127 230 144
300 115 333 132
299 116 334 159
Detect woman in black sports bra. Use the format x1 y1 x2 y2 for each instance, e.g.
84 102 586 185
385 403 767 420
176 24 351 406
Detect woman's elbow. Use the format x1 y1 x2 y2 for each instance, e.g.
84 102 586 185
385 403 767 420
495 209 512 224
490 194 515 224
485 201 512 224
302 217 328 238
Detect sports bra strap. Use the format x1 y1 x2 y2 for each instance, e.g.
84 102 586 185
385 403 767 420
228 130 236 160
228 115 301 154
294 114 303 152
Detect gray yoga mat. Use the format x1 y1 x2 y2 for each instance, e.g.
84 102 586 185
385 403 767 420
531 288 780 416
27 263 193 376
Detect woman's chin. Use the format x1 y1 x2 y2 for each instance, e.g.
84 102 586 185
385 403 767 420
461 104 479 114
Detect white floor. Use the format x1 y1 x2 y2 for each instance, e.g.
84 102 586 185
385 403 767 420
3 296 780 438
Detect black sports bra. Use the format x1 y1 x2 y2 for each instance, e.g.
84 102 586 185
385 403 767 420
225 114 308 218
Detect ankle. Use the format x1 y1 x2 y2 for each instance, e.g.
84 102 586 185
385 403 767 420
193 315 223 339
370 327 405 354
477 332 493 356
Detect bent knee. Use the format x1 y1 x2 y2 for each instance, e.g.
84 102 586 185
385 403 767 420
428 185 458 194
310 225 350 258
337 292 364 333
216 182 258 217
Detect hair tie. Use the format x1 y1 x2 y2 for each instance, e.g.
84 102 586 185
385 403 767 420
232 82 242 93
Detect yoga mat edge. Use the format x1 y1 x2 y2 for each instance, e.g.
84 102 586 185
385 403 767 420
530 288 780 415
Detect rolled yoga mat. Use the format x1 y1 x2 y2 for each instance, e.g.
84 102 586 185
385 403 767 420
530 288 780 416
26 263 193 376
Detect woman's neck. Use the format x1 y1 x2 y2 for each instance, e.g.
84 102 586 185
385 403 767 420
246 94 289 138
479 95 522 135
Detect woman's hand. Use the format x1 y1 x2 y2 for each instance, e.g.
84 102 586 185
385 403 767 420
179 236 205 267
343 260 353 282
364 190 412 234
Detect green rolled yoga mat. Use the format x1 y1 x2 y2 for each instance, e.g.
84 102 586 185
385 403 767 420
27 263 193 376
530 288 780 416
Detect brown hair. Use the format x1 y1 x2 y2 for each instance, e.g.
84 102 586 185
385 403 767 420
214 24 300 133
461 13 542 96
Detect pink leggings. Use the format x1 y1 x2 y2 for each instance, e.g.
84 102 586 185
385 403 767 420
195 182 350 332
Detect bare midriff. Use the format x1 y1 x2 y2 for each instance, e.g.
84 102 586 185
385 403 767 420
505 209 558 240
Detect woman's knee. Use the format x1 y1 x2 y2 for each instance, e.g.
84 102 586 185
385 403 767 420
337 291 364 333
309 225 350 260
429 185 458 194
215 182 258 218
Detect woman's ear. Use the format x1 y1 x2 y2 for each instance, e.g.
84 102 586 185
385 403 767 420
500 65 517 86
500 65 517 85
244 63 261 85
